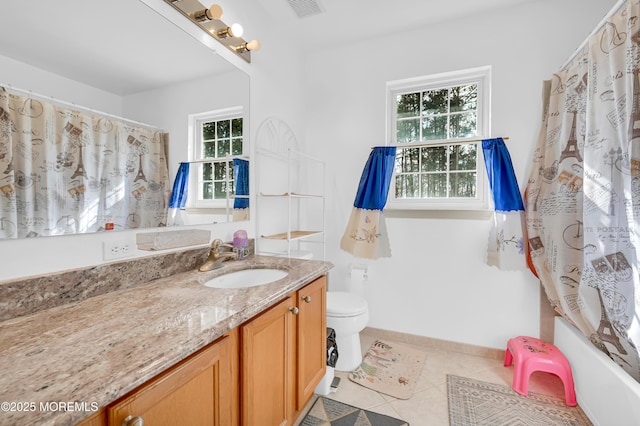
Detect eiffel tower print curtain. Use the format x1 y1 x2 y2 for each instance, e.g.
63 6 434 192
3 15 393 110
0 89 170 238
525 0 640 381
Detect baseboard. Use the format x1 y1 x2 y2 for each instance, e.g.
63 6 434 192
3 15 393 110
362 327 504 360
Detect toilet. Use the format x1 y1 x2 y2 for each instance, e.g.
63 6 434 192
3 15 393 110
326 267 369 371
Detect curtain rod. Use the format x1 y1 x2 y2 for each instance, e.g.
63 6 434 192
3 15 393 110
0 83 165 132
179 155 249 165
559 0 625 71
373 137 509 150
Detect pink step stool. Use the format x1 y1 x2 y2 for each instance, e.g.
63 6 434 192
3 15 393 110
504 336 577 406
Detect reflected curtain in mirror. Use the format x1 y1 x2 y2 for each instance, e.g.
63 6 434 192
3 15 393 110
168 162 190 226
232 158 249 221
0 89 170 239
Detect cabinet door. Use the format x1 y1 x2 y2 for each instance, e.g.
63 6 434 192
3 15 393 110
241 296 295 426
108 330 238 426
74 409 105 426
297 276 327 410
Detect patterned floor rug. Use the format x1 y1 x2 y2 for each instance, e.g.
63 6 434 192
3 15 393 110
300 397 409 426
349 340 427 400
447 375 593 425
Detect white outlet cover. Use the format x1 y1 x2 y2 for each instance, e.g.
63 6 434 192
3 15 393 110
103 241 132 261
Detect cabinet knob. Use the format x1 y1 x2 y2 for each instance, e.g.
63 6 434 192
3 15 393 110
289 306 299 315
122 415 144 426
302 295 312 303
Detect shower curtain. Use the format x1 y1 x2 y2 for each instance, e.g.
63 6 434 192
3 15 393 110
525 0 640 381
0 90 170 238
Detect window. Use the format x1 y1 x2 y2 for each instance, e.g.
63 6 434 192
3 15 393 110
386 66 491 210
188 107 244 208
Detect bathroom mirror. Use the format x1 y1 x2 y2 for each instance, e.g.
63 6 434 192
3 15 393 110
0 0 250 240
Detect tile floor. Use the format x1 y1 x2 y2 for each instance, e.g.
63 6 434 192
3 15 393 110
296 329 569 425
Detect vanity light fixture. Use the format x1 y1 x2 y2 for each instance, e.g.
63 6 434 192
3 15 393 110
164 0 259 63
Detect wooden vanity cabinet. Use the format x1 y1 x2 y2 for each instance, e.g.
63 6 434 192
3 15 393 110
241 275 327 425
106 329 239 426
296 276 327 410
74 409 105 426
75 275 326 426
241 292 296 425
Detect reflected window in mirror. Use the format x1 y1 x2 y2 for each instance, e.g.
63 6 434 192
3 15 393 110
188 107 248 221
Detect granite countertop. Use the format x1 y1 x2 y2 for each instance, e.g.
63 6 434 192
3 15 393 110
0 255 333 426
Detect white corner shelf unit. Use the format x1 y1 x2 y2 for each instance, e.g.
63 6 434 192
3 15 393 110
255 119 325 260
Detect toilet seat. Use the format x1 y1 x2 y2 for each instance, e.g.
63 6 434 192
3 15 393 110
326 292 368 317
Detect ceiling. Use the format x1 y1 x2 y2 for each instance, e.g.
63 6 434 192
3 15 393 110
256 0 538 51
0 0 538 96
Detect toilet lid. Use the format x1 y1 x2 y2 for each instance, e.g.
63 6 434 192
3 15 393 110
326 292 368 317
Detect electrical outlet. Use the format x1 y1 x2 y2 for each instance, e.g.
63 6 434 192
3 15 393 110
103 240 132 261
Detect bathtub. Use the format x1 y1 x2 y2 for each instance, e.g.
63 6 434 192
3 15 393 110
554 316 640 425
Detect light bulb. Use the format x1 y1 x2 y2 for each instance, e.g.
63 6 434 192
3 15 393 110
194 4 223 22
236 40 261 53
229 23 244 38
246 39 260 51
207 4 223 19
218 23 244 38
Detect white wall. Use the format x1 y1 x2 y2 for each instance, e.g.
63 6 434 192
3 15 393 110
0 55 123 117
302 0 617 349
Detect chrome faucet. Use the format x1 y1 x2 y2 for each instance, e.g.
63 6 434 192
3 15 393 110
199 239 236 272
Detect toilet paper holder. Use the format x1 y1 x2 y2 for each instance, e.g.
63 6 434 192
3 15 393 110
349 263 368 280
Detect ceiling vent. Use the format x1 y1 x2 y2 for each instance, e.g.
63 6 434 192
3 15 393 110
287 0 324 18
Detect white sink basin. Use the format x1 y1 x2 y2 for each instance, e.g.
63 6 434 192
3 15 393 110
204 268 288 289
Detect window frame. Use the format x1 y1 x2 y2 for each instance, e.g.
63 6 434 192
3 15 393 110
187 106 244 209
385 66 492 211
